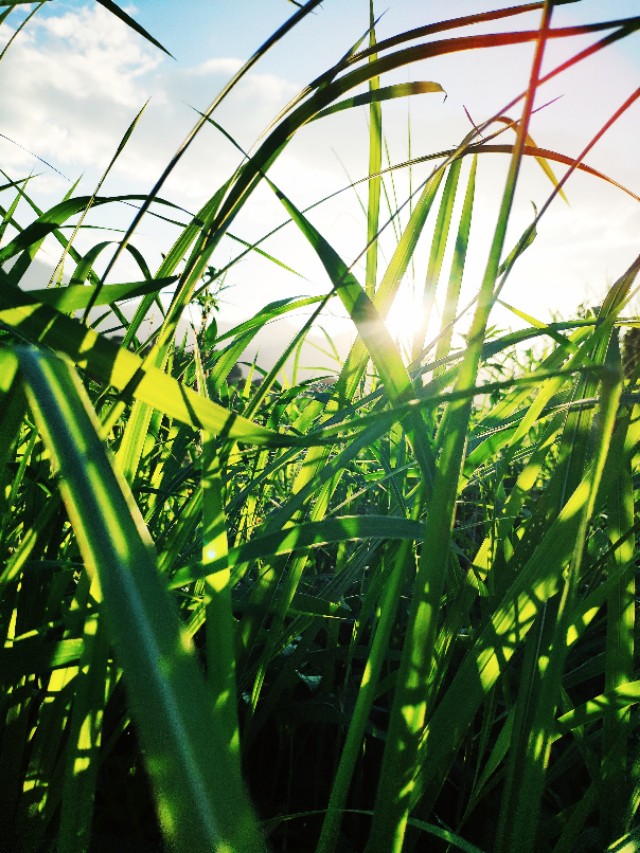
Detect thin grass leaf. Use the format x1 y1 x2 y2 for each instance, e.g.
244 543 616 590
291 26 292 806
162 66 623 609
95 0 173 57
311 80 445 122
365 2 382 300
170 514 424 588
26 277 176 312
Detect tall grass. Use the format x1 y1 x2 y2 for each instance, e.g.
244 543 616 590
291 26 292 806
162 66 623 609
1 1 640 850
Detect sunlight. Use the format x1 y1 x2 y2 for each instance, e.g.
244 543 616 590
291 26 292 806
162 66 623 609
383 286 423 355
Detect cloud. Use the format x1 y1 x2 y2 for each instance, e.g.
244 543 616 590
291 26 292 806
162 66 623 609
0 4 299 199
0 4 162 178
186 57 244 77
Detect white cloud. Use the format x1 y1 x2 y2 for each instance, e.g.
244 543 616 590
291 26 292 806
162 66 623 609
0 4 162 175
0 4 299 194
187 57 244 77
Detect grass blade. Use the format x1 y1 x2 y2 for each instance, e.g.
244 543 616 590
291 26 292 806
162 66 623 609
18 346 265 852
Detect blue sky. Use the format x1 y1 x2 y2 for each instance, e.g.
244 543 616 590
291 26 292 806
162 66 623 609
1 1 639 359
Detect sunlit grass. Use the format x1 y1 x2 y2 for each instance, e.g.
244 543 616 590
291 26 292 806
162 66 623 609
1 2 639 852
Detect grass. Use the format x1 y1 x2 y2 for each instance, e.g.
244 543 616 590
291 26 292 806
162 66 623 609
1 1 640 850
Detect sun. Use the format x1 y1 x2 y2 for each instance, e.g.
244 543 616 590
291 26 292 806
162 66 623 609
382 287 427 357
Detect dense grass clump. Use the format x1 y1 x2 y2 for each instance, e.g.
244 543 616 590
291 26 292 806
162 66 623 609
1 2 639 851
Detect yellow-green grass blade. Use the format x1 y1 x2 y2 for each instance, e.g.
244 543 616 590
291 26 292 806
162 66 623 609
0 349 23 521
200 439 241 762
17 663 77 849
17 346 265 852
0 638 84 682
494 596 561 851
213 295 325 344
170 514 424 588
365 2 381 300
192 339 240 747
0 277 308 448
412 153 462 361
25 278 176 313
434 155 477 371
57 577 109 853
607 827 640 853
101 187 232 474
554 681 640 738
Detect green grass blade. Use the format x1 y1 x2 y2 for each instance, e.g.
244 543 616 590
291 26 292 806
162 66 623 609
312 80 445 122
200 439 242 760
602 419 636 836
57 578 109 853
18 347 265 852
434 154 477 370
412 153 462 360
170 514 424 588
26 278 176 313
0 277 307 447
365 3 381 300
95 0 173 57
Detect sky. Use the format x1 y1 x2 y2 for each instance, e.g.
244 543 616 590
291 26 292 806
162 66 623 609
1 1 639 366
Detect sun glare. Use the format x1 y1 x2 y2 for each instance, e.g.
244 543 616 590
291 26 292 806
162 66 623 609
383 288 423 355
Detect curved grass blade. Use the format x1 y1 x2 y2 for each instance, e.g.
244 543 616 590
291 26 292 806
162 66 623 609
17 346 266 852
311 80 444 122
0 275 312 447
26 278 176 313
170 514 424 588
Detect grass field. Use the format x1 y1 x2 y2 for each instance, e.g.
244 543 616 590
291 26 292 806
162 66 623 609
1 2 640 850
